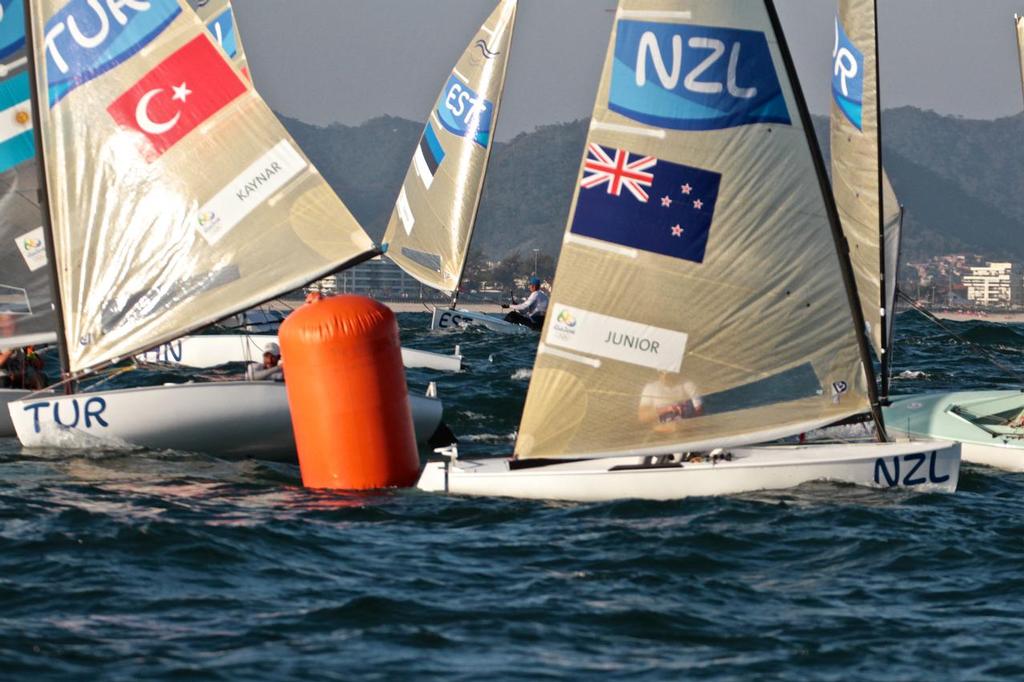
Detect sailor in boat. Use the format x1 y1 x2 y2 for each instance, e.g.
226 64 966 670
0 314 47 390
245 342 284 382
638 371 704 435
502 276 548 331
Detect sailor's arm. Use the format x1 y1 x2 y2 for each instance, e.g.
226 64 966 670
510 291 537 313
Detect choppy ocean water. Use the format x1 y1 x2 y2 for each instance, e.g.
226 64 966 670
1 311 1024 680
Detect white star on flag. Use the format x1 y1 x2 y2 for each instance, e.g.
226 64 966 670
671 225 684 237
681 183 692 195
693 199 703 210
172 82 192 103
661 196 672 208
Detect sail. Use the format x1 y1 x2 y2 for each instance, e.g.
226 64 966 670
1016 15 1024 105
0 0 54 348
830 0 885 363
186 0 250 80
381 0 516 297
515 0 874 460
882 171 900 353
28 0 375 373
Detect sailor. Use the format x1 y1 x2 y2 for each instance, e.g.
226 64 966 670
638 371 703 434
246 342 284 382
503 276 548 331
0 345 47 390
0 314 47 390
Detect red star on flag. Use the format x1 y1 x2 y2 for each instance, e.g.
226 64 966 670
693 199 703 210
661 196 672 208
681 183 692 195
671 224 684 237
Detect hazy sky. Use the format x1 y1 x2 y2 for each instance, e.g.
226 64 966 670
234 0 1024 137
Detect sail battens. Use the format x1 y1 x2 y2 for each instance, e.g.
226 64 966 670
590 120 666 139
563 233 638 258
538 344 602 369
514 0 872 460
29 0 375 372
382 0 518 299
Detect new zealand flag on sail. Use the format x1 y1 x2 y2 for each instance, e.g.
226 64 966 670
569 144 720 264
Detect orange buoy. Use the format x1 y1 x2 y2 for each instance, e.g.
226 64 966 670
279 295 419 490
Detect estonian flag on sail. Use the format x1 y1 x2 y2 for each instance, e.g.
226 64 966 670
413 122 445 189
570 144 721 264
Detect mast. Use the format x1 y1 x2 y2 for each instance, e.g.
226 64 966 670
765 0 888 441
22 0 72 391
450 0 518 309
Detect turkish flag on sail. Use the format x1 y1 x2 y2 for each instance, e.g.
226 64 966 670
107 35 247 163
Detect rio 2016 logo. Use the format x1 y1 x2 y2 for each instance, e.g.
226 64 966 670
22 237 42 252
556 310 577 328
608 20 790 131
832 15 864 130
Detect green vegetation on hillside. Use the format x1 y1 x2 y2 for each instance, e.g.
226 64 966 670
281 109 1024 268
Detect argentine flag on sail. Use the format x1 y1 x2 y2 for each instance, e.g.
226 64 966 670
0 70 33 174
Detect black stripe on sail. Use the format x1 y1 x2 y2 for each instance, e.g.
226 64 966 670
418 137 439 176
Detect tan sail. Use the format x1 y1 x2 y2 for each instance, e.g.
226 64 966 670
187 0 250 79
830 0 885 360
515 0 873 460
882 170 901 351
1016 15 1024 105
29 0 374 373
382 0 517 297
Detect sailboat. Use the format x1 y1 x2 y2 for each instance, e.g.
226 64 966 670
5 0 444 457
379 0 528 336
417 0 960 502
0 0 55 435
141 0 465 372
881 13 1024 471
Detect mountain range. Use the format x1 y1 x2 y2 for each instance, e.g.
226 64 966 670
281 107 1024 265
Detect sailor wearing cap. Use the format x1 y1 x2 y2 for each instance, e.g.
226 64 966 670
245 342 284 381
503 276 548 331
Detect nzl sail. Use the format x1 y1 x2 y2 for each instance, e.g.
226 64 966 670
382 0 516 298
26 0 375 374
0 0 53 349
187 0 250 79
515 0 881 460
831 0 902 397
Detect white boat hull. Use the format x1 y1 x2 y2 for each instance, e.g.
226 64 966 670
418 440 961 502
136 334 462 372
1 389 42 437
885 391 1024 472
8 382 444 462
430 307 532 335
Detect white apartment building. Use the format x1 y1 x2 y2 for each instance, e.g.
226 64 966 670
963 262 1024 307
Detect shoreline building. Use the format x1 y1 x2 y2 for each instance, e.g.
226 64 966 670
963 262 1024 308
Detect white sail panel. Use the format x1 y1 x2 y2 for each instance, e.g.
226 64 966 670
382 0 517 297
30 0 375 373
830 0 884 358
515 0 872 460
186 0 250 80
0 0 54 349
